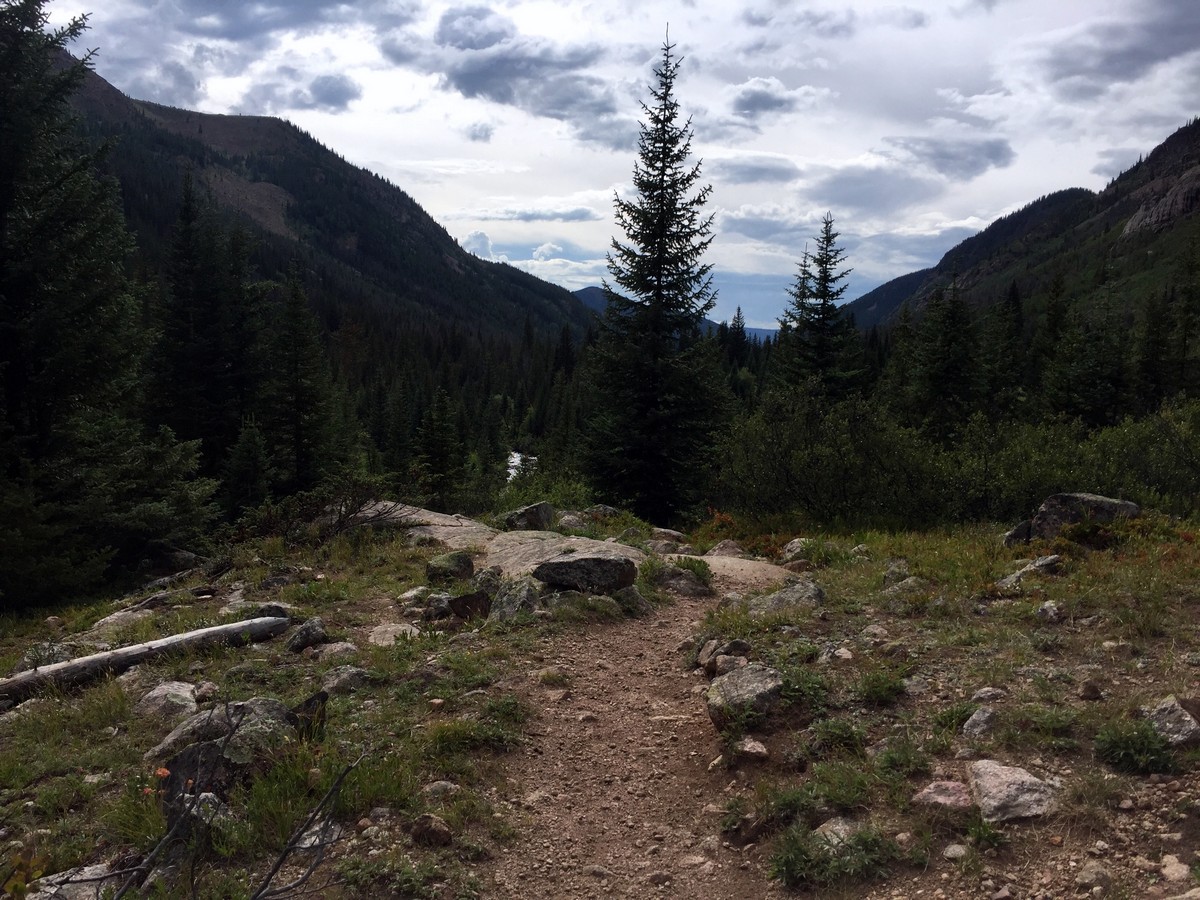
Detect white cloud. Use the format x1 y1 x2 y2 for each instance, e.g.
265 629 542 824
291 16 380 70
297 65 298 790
54 0 1199 327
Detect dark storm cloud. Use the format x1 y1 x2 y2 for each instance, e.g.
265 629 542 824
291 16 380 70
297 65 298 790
709 155 802 184
741 9 773 28
1036 0 1200 100
381 7 634 150
306 74 363 110
236 72 363 114
884 136 1015 180
809 164 944 214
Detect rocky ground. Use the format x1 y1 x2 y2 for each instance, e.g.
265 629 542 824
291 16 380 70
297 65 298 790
2 495 1199 899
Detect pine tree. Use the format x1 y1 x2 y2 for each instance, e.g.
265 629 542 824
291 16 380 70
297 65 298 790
0 1 214 603
582 39 729 523
261 270 335 492
776 213 863 396
913 282 978 439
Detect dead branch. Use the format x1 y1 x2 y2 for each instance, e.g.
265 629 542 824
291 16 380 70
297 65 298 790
249 750 366 900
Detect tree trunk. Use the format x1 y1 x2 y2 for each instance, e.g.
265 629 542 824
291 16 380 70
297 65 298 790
0 616 290 706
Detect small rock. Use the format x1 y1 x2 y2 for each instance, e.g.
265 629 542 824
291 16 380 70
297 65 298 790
1036 600 1062 623
942 843 969 861
1078 680 1103 701
712 654 748 676
135 681 198 719
706 664 784 730
968 759 1056 822
1076 860 1112 891
1143 696 1200 746
410 814 453 847
504 502 556 531
1161 854 1191 882
314 640 358 660
732 738 769 762
705 539 746 558
287 617 328 653
912 781 973 812
368 623 420 646
322 666 373 695
814 816 856 846
971 687 1007 702
962 706 997 738
421 781 461 800
426 551 474 582
583 864 613 878
647 871 672 886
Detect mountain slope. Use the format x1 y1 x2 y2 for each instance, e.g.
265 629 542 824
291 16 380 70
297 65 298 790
70 58 593 338
845 119 1200 330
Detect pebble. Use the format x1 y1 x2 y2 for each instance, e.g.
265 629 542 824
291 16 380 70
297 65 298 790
943 843 969 861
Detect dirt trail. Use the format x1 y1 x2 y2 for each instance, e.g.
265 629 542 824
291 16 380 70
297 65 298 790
481 562 792 899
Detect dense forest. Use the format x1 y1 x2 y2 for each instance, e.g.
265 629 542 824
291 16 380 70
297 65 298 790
3 2 1200 611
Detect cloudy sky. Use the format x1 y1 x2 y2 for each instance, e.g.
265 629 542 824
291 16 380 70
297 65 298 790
50 0 1200 327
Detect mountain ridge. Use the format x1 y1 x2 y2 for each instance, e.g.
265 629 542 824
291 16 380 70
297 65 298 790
845 118 1200 330
69 56 594 339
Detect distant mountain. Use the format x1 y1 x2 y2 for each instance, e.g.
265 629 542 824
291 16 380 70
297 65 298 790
574 287 777 341
69 57 593 339
844 119 1200 330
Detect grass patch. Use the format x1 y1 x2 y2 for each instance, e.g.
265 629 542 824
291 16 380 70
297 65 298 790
855 666 909 708
1094 720 1177 774
674 555 713 586
770 823 906 889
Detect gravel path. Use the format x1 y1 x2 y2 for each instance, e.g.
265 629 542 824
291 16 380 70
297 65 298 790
481 585 791 898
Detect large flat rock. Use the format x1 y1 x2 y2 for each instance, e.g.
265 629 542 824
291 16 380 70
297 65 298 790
486 531 644 580
356 502 498 550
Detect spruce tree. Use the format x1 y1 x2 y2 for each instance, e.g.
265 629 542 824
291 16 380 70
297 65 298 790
583 39 728 523
0 1 214 603
776 213 863 396
913 282 978 440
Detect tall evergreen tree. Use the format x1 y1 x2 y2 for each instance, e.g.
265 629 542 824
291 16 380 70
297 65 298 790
913 282 978 439
776 213 863 396
260 270 335 492
583 39 728 523
0 1 214 603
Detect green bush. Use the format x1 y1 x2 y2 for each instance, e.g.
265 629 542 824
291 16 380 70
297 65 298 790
1094 720 1177 774
770 823 904 888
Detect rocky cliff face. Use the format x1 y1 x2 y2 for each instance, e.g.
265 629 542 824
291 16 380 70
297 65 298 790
1121 164 1200 235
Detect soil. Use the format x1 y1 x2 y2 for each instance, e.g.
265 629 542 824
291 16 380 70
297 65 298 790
479 584 790 899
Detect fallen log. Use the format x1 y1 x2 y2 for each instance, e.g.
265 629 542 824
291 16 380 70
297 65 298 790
0 616 290 707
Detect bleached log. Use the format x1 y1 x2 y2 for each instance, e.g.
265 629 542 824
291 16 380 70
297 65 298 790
0 616 290 706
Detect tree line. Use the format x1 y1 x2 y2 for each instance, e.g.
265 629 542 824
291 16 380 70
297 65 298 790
4 7 1199 609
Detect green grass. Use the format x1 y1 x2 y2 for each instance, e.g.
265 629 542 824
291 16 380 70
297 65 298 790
770 823 907 889
1094 720 1178 774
